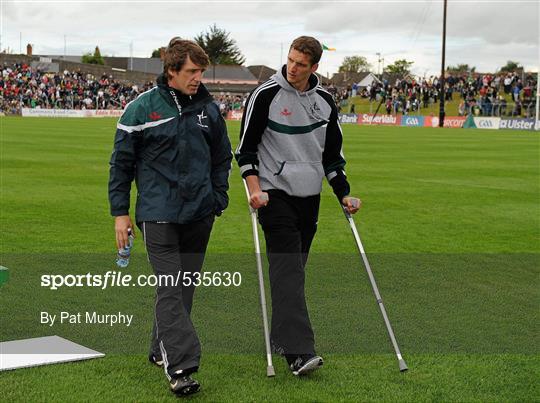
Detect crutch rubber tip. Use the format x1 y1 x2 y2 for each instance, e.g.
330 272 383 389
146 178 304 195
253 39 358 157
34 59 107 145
267 366 276 377
399 359 408 372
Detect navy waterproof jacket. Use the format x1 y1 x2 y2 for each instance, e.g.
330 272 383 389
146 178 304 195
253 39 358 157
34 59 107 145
108 75 232 224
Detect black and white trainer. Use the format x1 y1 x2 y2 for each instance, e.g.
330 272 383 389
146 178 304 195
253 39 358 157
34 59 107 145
289 355 324 376
170 367 201 396
170 372 200 396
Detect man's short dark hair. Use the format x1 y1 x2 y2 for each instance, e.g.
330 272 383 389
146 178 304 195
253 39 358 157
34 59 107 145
163 37 210 79
290 36 323 66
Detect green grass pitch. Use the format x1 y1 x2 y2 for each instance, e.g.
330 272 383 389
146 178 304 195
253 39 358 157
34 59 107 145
1 117 538 401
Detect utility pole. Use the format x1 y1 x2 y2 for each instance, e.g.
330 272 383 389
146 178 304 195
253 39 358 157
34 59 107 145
439 0 448 128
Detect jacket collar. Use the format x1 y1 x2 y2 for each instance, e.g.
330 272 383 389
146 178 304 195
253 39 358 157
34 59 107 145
156 73 213 112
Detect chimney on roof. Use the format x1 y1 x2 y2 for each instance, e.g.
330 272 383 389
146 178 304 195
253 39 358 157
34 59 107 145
26 43 32 56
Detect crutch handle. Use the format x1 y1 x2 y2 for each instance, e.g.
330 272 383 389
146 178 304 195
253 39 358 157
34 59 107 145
340 197 360 219
341 204 351 219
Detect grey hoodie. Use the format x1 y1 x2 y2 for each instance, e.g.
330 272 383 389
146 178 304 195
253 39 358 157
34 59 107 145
236 66 349 199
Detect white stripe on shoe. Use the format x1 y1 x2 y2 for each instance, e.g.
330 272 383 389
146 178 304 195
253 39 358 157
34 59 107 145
292 356 324 376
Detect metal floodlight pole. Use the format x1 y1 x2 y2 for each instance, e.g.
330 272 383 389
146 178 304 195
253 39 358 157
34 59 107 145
439 0 447 128
242 179 275 377
340 204 408 372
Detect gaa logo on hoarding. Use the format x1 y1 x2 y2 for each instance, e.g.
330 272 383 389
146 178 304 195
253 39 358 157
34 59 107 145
472 117 499 129
403 116 421 126
478 119 493 128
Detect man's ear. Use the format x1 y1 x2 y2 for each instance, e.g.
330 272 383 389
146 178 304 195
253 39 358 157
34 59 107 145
310 63 319 74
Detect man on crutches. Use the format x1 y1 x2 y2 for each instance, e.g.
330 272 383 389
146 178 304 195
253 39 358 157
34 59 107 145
235 36 360 376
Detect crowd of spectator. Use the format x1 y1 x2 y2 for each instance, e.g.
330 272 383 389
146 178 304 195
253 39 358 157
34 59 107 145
1 62 254 118
1 63 153 114
214 94 247 118
345 71 537 118
1 61 537 120
319 84 350 108
455 72 537 117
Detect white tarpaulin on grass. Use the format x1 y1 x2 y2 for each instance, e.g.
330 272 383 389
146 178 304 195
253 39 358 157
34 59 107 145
0 335 104 371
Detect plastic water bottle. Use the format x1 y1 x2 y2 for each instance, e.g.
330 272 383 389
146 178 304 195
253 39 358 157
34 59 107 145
116 230 134 268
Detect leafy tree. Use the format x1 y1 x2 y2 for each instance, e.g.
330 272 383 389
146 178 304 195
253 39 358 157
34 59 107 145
194 24 245 65
93 46 103 60
384 59 414 76
447 64 475 74
338 56 372 73
151 48 163 58
500 60 522 72
81 46 104 65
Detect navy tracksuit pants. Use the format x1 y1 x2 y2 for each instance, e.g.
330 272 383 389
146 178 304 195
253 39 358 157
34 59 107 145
258 189 320 357
141 216 213 378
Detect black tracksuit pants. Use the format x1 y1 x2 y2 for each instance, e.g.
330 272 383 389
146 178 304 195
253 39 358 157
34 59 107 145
258 189 320 357
140 216 214 378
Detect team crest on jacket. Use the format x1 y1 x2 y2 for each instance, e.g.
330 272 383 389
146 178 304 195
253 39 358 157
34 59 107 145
149 111 162 120
310 102 321 114
280 108 292 116
197 110 209 128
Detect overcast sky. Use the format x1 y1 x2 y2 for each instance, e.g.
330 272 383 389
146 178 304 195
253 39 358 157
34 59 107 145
2 0 539 77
